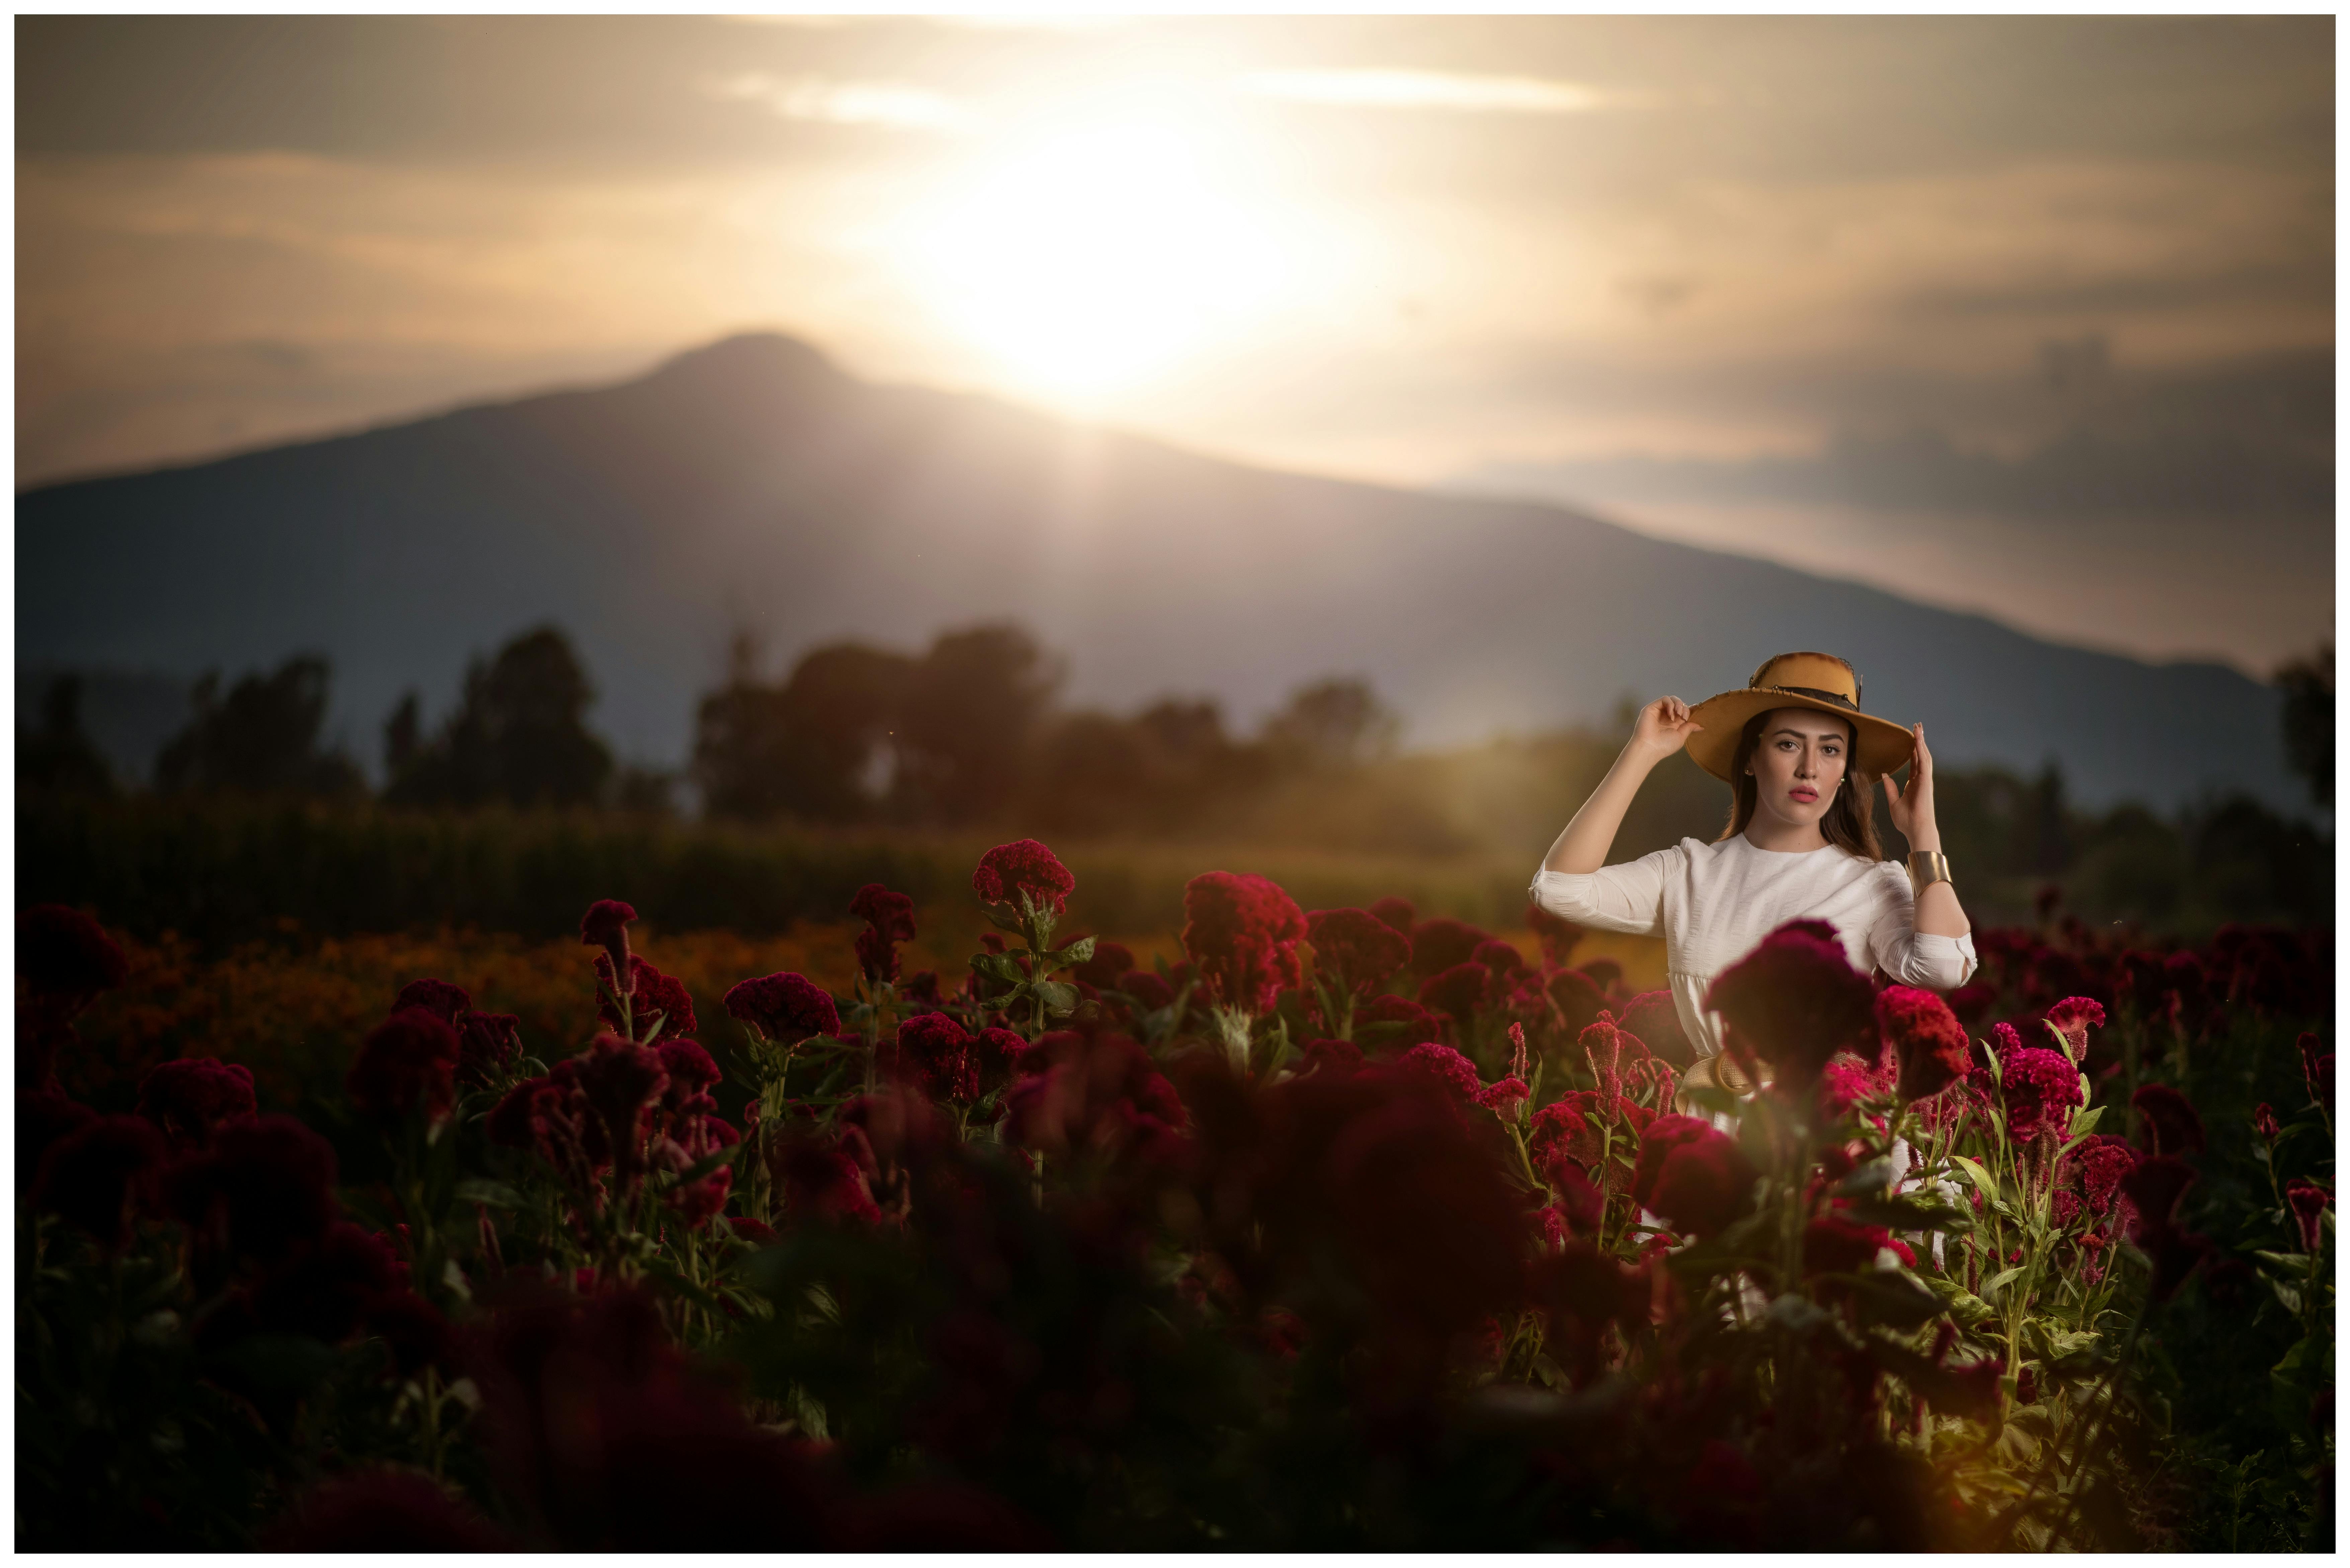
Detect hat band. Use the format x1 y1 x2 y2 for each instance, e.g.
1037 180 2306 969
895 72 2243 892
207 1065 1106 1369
1756 683 1859 712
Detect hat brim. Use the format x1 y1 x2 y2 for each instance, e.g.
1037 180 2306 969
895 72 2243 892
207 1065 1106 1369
1683 689 1916 784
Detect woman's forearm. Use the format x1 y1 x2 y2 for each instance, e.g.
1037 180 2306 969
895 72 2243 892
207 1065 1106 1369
1903 821 1971 937
1543 743 1662 873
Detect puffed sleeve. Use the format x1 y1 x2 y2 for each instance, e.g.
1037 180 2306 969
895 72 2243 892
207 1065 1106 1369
1528 845 1679 939
1866 862 1977 990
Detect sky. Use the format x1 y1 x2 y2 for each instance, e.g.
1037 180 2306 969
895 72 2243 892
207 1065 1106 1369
15 14 2335 676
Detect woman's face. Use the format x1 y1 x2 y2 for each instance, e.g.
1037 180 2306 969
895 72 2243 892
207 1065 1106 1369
1746 707 1854 830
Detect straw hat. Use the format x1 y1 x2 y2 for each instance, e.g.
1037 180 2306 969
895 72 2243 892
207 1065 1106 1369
1684 651 1917 784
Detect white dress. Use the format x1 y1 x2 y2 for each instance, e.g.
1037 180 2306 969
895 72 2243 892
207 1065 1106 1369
1529 834 1977 1063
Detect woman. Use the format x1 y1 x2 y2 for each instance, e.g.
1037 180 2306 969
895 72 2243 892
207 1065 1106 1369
1530 650 1974 1098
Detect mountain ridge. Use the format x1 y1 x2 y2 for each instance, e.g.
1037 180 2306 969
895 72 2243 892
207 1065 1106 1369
16 331 2300 814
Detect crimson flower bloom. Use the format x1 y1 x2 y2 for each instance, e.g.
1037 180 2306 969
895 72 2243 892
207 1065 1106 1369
2300 1032 2333 1116
347 1008 460 1125
1304 908 1412 997
2122 1154 2211 1300
169 1113 340 1267
1472 938 1528 977
1804 1212 1892 1277
2064 1136 2137 1217
390 978 471 1026
1416 960 1494 1034
1181 871 1306 1015
2287 1179 2331 1253
1397 1042 1482 1103
2253 1102 2280 1141
136 1057 257 1148
2043 996 2107 1063
1632 1115 1757 1238
580 899 638 991
1816 1056 1889 1122
1617 990 1694 1070
1408 917 1488 977
1999 1046 2084 1144
35 1113 168 1248
1303 1038 1364 1075
1702 919 1876 1090
972 840 1075 916
1876 985 1970 1104
1476 1075 1529 1121
654 1039 723 1114
17 904 127 1002
886 1012 982 1103
1368 895 1416 935
2131 1084 2206 1156
595 955 697 1043
558 1035 670 1180
455 1009 523 1088
849 884 918 984
724 971 841 1043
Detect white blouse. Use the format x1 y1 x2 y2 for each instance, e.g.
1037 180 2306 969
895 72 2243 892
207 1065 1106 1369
1529 835 1976 1062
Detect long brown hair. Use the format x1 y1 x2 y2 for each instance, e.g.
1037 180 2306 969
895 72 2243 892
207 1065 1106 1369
1715 706 1886 861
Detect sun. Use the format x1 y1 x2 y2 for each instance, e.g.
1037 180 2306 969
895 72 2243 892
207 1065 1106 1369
896 117 1289 399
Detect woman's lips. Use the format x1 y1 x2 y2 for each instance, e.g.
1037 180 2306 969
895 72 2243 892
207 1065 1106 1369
1790 788 1818 802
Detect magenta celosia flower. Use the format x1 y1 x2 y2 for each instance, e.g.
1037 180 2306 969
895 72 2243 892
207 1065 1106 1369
1803 1211 1892 1277
1417 960 1495 1033
724 971 841 1043
2122 1154 2210 1300
1072 940 1135 988
347 1008 460 1125
1304 907 1412 997
886 1012 981 1103
1632 1115 1756 1238
1998 1046 2083 1144
17 903 127 1001
1119 970 1176 1012
1702 919 1876 1090
779 1139 884 1226
2131 1083 2206 1156
455 1009 522 1089
1407 916 1488 977
655 1038 722 1109
1476 1075 1529 1121
390 978 471 1026
2287 1178 2331 1253
249 1219 406 1343
1876 985 1969 1104
1472 938 1528 977
2065 1136 2137 1216
2043 996 2106 1063
595 955 697 1044
1368 895 1416 935
579 899 638 993
2253 1102 2280 1141
35 1113 168 1248
1815 1056 1888 1121
168 1113 340 1266
1181 871 1306 1015
1543 1155 1605 1236
972 839 1076 916
1616 990 1693 1070
136 1057 257 1148
1000 1032 1186 1167
485 1075 555 1151
848 884 917 984
557 1035 669 1180
1303 1037 1364 1075
1398 1042 1482 1102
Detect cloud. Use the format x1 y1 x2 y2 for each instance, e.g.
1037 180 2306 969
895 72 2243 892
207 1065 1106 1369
702 72 974 132
1232 69 1635 115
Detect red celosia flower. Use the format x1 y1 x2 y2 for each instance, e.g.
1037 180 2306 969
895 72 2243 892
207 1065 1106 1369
1472 938 1527 977
1526 1237 1647 1384
390 978 471 1026
1181 871 1306 1015
35 1112 167 1248
259 1469 519 1553
1398 1042 1482 1102
1632 1116 1756 1238
455 1009 522 1089
1118 970 1175 1012
2300 1033 2333 1116
17 904 127 1001
2122 1154 2210 1301
2131 1083 2206 1156
1816 1055 1888 1121
1407 916 1488 977
1541 968 1606 1038
1804 1212 1891 1277
169 1113 340 1266
2064 1136 2137 1216
1304 908 1412 997
2043 996 2106 1063
1528 1098 1591 1168
366 1289 455 1380
1352 993 1442 1050
1617 990 1693 1070
347 1007 460 1125
580 899 638 992
1073 940 1135 988
1702 919 1876 1090
1417 960 1494 1033
1368 895 1416 935
136 1057 257 1148
1998 1046 2083 1144
1524 899 1584 967
250 1220 406 1343
1303 1037 1363 1075
848 884 918 984
972 839 1075 916
2253 1102 2280 1140
1476 1075 1529 1121
723 971 841 1042
2287 1179 2331 1253
486 1075 554 1150
1876 985 1969 1104
595 955 697 1043
887 1012 981 1103
654 1038 723 1115
1001 1032 1187 1168
726 1214 778 1246
556 1035 669 1180
1543 1154 1605 1236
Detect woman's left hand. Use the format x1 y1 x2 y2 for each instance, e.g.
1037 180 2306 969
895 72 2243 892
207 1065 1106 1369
1876 722 1936 847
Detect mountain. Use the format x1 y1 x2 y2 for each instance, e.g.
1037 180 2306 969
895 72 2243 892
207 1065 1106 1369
16 332 2301 813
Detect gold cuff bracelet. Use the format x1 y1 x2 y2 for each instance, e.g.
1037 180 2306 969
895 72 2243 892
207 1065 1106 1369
1908 849 1952 897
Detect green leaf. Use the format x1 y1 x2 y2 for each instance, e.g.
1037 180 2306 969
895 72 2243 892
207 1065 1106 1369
1836 1157 1899 1198
1680 1083 1744 1119
1839 1192 1975 1233
1982 1265 2026 1302
1951 1154 2000 1202
1046 936 1097 970
1032 981 1080 1016
1922 1275 2000 1326
1834 1269 1946 1328
2066 1105 2104 1140
978 904 1027 935
453 1178 526 1210
970 952 1027 984
670 1138 746 1192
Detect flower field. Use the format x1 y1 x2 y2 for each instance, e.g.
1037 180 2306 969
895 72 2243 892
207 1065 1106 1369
16 843 2335 1549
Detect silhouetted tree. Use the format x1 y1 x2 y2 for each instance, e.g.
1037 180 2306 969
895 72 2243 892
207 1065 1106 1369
386 625 612 808
692 633 912 822
154 656 364 799
2275 641 2333 809
18 675 117 798
1262 677 1399 772
894 623 1061 824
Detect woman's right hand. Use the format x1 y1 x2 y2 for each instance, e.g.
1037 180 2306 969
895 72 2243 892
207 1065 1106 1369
1629 695 1704 761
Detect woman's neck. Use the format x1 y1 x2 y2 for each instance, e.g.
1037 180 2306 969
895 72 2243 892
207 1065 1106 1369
1742 819 1831 854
